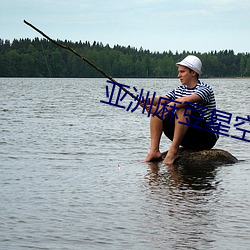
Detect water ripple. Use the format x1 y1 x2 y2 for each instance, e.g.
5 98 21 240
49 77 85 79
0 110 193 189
0 78 250 250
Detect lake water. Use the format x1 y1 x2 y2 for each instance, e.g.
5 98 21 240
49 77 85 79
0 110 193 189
1 78 250 250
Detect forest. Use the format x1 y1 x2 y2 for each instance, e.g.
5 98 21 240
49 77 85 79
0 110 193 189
0 38 250 78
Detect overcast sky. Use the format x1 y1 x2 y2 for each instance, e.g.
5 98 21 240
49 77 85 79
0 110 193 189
1 0 250 53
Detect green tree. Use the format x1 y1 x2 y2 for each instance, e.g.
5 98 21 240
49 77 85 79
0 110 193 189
0 37 249 78
244 56 250 76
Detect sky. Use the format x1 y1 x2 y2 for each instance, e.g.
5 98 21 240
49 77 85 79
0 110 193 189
1 0 250 53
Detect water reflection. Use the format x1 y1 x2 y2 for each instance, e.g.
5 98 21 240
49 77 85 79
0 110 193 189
144 162 221 249
147 162 219 191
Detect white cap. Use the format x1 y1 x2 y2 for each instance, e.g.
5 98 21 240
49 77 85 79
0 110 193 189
176 55 202 75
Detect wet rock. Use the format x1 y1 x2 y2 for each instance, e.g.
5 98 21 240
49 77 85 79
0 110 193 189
161 148 238 166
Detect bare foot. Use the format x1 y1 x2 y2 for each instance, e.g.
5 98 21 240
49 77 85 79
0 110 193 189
163 149 179 165
144 150 162 162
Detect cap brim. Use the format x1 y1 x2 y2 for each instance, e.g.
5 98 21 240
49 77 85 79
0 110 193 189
176 62 202 75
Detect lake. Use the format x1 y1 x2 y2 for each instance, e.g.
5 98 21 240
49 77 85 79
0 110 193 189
1 78 250 250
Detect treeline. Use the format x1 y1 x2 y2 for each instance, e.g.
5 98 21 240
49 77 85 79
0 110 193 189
0 38 250 78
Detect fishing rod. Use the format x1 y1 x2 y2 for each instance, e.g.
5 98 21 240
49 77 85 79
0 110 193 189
23 20 137 100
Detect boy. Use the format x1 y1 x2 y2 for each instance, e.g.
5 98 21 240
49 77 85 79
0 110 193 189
143 55 218 164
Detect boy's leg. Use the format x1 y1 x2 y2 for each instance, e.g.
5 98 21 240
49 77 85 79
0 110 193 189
144 115 163 162
163 107 190 164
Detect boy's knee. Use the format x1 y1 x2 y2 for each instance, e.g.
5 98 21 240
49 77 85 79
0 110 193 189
177 106 190 115
176 107 191 122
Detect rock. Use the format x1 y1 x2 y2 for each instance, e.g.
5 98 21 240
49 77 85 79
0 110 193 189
161 148 238 166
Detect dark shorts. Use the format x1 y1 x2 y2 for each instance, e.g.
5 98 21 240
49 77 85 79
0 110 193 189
163 110 218 150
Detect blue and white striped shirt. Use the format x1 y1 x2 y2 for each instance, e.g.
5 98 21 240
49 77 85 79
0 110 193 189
166 80 217 123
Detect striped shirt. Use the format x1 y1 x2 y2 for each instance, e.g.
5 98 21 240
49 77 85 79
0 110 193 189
166 80 217 123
